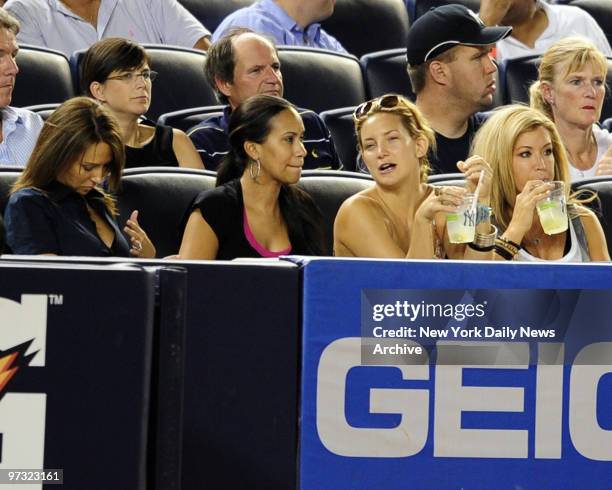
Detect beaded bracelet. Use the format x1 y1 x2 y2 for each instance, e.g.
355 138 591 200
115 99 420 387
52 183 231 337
494 236 520 260
497 236 521 250
493 244 515 260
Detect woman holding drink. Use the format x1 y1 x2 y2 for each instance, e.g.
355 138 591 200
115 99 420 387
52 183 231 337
471 105 609 261
333 94 494 259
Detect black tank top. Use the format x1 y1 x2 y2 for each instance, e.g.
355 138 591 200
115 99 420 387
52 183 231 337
124 123 179 168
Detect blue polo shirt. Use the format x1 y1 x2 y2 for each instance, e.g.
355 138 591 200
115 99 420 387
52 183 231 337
212 0 347 54
4 181 130 256
187 106 342 171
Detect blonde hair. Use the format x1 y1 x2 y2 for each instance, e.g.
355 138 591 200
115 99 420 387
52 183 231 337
529 37 608 120
471 105 571 231
354 94 436 183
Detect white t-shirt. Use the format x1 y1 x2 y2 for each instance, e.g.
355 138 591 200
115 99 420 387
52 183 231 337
496 1 612 63
569 125 612 181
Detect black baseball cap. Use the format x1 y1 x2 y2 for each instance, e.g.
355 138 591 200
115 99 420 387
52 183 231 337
406 4 512 66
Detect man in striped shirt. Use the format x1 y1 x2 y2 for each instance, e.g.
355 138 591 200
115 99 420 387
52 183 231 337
0 8 43 167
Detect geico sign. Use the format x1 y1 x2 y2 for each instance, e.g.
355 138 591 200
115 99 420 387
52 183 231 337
317 337 612 460
0 294 48 486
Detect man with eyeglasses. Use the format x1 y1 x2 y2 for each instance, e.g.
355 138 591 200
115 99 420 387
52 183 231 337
188 28 341 171
0 8 43 167
3 0 212 57
406 5 511 174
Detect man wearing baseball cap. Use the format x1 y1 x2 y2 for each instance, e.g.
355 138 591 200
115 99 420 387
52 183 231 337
406 4 512 174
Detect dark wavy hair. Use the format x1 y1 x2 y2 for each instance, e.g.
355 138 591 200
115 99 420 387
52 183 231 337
218 94 327 255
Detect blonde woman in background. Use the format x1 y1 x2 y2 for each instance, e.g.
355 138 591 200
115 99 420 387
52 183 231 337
530 37 612 180
472 105 609 262
334 94 493 259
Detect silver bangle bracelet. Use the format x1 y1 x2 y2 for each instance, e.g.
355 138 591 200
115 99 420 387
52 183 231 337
473 224 498 248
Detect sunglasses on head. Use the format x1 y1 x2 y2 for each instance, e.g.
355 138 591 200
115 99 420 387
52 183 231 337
353 94 402 119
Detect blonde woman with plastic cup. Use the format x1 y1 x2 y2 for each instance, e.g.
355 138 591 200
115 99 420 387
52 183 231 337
334 94 494 259
472 105 609 262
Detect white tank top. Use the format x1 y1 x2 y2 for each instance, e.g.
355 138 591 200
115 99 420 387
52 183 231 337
516 214 590 262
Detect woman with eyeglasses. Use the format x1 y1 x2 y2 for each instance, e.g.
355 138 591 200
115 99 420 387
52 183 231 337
334 94 494 259
80 37 203 169
4 97 156 257
179 94 326 259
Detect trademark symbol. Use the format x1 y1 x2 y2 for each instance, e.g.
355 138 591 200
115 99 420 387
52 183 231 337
48 294 63 306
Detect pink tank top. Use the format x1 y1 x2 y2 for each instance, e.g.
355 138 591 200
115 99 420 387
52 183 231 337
243 208 292 258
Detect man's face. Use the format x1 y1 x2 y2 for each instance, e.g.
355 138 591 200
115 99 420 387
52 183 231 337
444 45 498 112
0 28 19 108
220 34 283 109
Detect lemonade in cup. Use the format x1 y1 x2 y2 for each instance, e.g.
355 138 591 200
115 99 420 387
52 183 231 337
536 181 568 235
446 193 477 243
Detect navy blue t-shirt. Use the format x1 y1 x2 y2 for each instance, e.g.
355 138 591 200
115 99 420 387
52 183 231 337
187 106 341 171
4 181 130 256
429 113 489 174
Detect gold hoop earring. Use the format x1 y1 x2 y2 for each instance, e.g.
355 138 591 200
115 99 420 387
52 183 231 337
249 159 261 180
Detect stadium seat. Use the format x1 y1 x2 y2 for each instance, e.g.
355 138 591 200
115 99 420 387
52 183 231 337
278 47 366 113
321 0 410 58
117 167 217 257
72 45 218 121
565 0 612 47
360 48 414 100
0 168 20 218
572 176 612 258
602 118 612 132
297 171 374 253
177 0 254 33
428 173 466 185
13 45 75 108
158 106 226 133
0 168 22 253
501 55 540 105
23 103 61 120
319 106 359 172
409 0 479 21
503 56 612 120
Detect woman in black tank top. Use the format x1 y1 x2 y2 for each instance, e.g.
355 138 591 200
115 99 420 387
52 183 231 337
79 37 204 169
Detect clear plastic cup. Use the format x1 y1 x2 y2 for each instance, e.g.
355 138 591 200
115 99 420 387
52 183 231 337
446 193 477 244
536 181 568 235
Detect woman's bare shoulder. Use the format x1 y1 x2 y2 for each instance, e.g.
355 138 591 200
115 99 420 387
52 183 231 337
336 187 382 219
